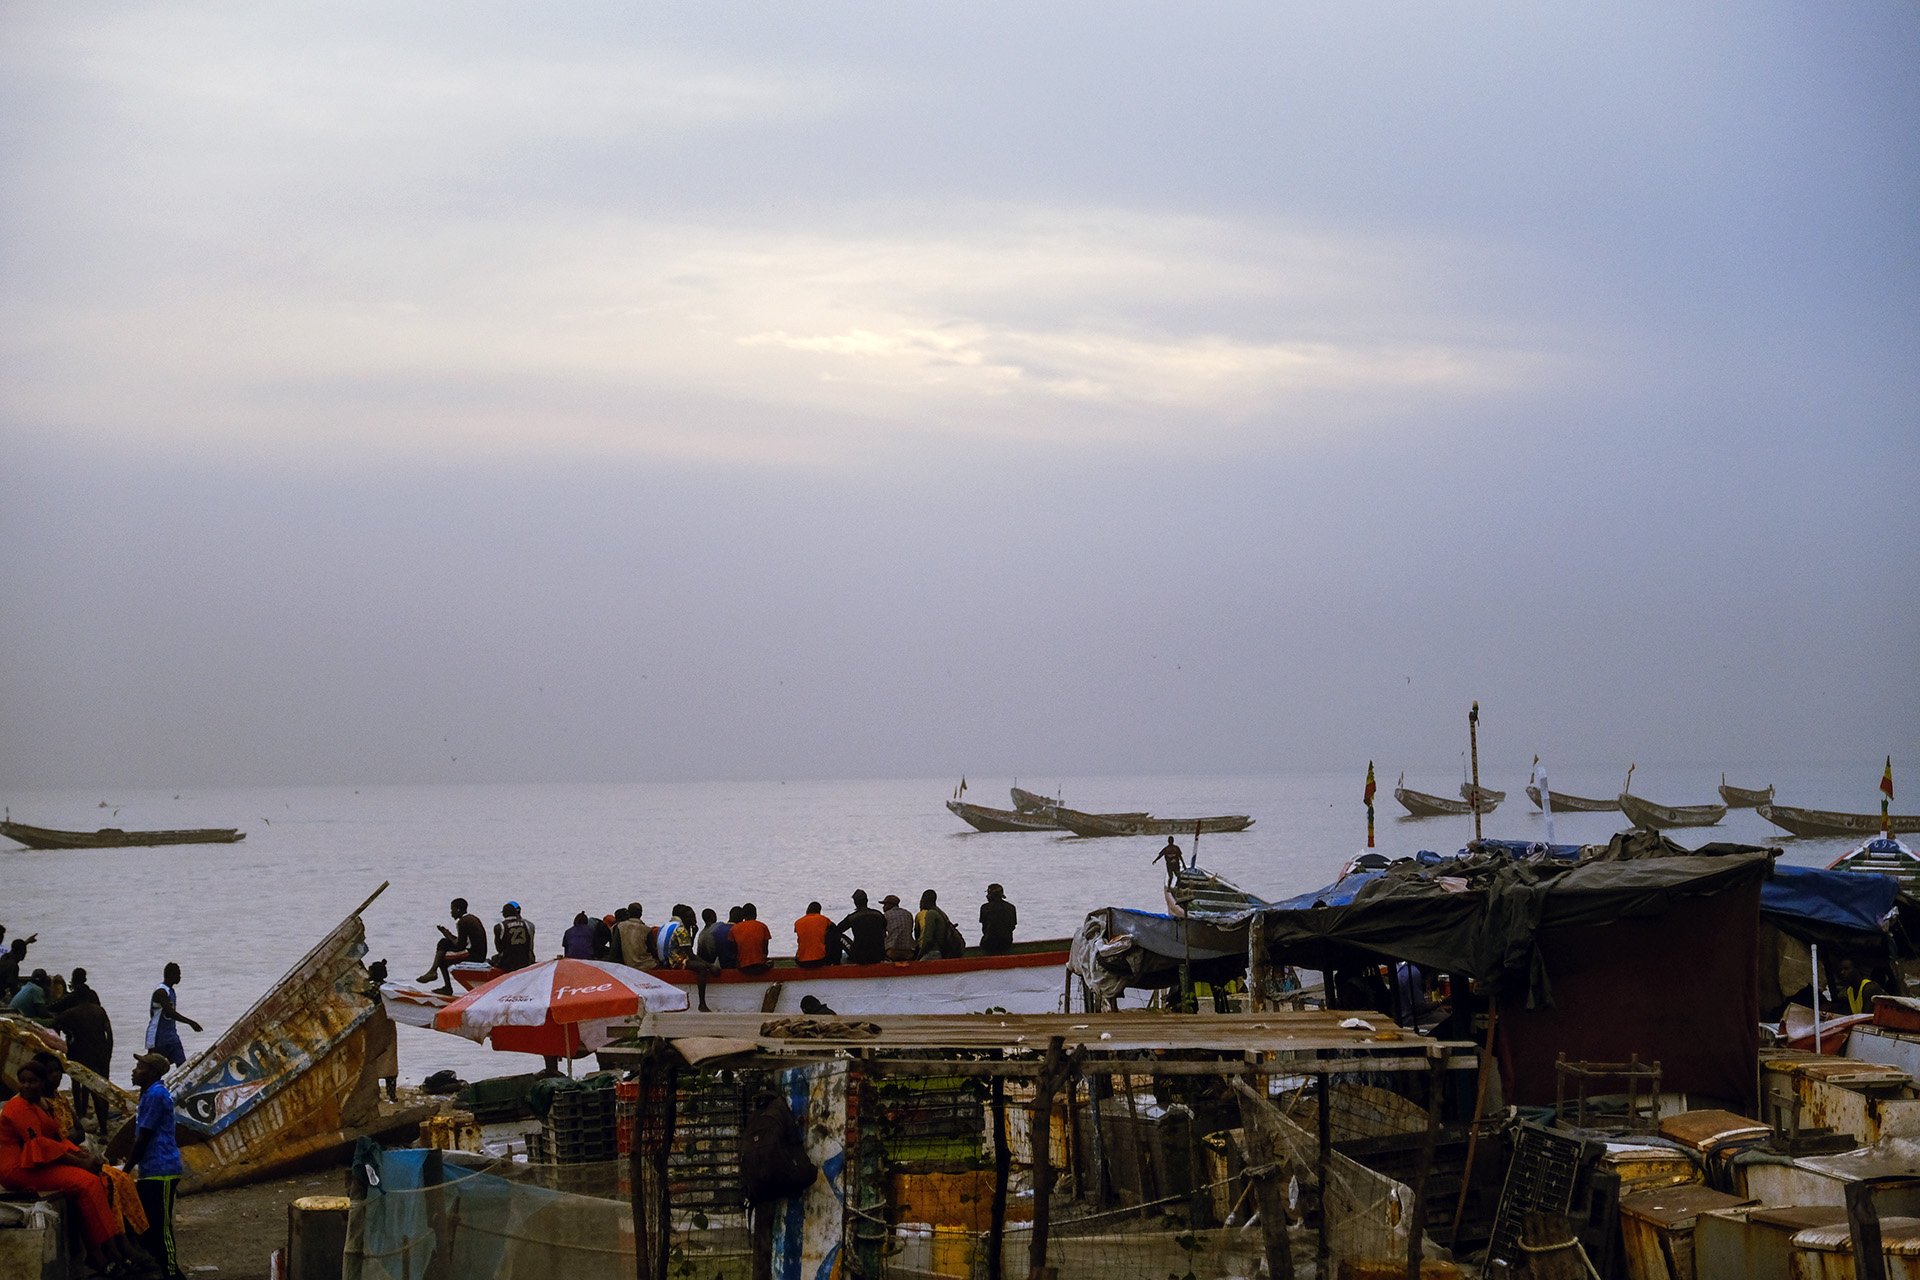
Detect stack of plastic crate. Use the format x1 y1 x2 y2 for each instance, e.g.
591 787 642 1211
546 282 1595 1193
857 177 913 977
545 1085 619 1164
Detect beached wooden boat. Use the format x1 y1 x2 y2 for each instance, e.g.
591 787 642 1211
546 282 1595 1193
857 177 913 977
120 883 432 1191
1050 806 1254 837
387 938 1072 1019
1618 791 1726 831
1523 785 1618 812
1759 803 1920 838
1393 775 1495 817
0 819 245 850
946 799 1061 832
1459 783 1506 807
1009 786 1056 814
1827 836 1920 892
1718 774 1775 808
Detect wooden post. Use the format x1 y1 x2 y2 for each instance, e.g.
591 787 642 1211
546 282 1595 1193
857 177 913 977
1249 914 1270 1014
1029 1036 1066 1280
1405 1047 1446 1280
1317 1054 1333 1278
988 1074 1010 1280
631 1045 677 1280
1234 1074 1296 1280
1449 1001 1499 1246
1847 1180 1890 1280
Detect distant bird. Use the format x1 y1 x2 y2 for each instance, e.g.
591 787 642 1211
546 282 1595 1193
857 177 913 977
173 794 181 800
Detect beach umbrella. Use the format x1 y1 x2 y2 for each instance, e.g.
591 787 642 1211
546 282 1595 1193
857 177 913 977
431 958 689 1057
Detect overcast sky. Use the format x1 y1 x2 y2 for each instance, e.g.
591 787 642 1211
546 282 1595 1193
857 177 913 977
1 4 1914 789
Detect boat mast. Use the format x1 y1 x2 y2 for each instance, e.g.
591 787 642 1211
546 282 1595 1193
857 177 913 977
1468 702 1483 844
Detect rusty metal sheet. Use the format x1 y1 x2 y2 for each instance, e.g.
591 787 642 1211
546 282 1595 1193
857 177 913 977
1658 1108 1773 1152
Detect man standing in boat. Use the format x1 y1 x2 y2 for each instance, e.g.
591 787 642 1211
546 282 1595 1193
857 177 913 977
146 963 202 1068
419 898 489 994
1156 837 1185 884
492 903 536 972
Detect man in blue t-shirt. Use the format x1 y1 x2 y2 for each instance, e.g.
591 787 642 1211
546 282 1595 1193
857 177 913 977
126 1051 186 1279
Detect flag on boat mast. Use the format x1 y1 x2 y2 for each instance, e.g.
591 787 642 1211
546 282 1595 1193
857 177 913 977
1364 761 1377 848
1884 757 1896 836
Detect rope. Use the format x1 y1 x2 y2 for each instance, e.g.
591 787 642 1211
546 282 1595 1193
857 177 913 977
1515 1234 1605 1280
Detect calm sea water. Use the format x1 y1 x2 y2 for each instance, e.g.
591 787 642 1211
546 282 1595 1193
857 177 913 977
0 761 1896 1085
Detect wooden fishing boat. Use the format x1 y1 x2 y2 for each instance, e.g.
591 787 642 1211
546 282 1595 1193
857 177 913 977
946 799 1061 832
1617 791 1726 831
1009 786 1056 814
1050 806 1254 837
1459 783 1506 807
1523 785 1618 812
1 819 245 850
386 938 1073 1019
1827 836 1920 892
115 883 432 1191
1393 775 1493 817
1759 804 1920 838
1717 774 1775 808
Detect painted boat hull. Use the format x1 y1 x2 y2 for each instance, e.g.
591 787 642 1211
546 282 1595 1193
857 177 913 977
1827 836 1920 891
1618 792 1726 831
1 820 244 849
946 799 1060 832
1524 785 1618 812
1393 786 1496 818
138 886 417 1192
1051 807 1254 837
1459 784 1507 806
1760 804 1920 838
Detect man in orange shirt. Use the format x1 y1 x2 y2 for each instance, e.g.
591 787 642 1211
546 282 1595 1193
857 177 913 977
793 902 835 968
731 903 774 973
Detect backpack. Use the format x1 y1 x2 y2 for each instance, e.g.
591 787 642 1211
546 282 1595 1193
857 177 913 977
739 1093 817 1205
939 920 965 959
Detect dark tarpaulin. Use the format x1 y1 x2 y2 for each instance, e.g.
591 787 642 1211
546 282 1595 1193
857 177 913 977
1255 852 1771 1108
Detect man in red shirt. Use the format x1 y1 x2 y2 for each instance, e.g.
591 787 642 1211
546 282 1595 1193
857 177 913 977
793 903 834 967
731 903 774 973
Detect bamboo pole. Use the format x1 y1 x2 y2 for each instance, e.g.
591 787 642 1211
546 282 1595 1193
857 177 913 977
988 1074 1009 1280
1317 1053 1332 1278
1232 1075 1295 1280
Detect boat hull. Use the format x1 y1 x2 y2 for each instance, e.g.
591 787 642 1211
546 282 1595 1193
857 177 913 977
1459 784 1506 807
1009 787 1055 814
1618 792 1726 831
1718 781 1774 808
1393 786 1494 818
946 800 1059 832
1524 785 1618 812
1827 837 1920 892
1760 804 1920 838
1 820 245 850
1051 807 1254 837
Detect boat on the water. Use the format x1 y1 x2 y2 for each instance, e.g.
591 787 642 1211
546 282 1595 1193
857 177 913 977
1393 775 1495 817
1718 774 1775 808
1523 785 1618 812
946 799 1061 833
1759 803 1920 838
1617 790 1726 831
1827 835 1920 892
1 819 245 850
1050 806 1254 837
386 938 1072 1020
1009 786 1056 814
1459 783 1506 807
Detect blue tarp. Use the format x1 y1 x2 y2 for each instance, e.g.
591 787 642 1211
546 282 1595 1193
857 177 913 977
1762 863 1899 936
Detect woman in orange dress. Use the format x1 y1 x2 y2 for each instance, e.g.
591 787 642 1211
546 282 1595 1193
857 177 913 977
0 1053 150 1273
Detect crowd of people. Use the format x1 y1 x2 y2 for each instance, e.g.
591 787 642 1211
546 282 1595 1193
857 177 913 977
415 884 1021 1009
0 924 192 1278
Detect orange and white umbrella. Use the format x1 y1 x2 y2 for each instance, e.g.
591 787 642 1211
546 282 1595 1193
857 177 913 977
432 957 689 1057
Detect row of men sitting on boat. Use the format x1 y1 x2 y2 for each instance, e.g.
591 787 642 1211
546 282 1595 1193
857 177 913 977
418 884 1020 994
